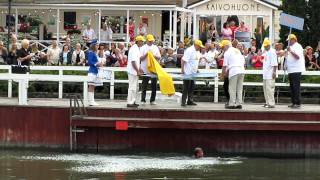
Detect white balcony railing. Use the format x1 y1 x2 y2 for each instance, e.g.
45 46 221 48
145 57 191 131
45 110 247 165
0 65 319 105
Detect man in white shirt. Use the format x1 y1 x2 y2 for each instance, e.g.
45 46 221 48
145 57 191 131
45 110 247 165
83 24 96 44
262 39 278 108
181 39 203 106
139 34 161 105
47 40 61 65
286 34 305 109
100 24 113 42
127 36 145 107
221 40 245 109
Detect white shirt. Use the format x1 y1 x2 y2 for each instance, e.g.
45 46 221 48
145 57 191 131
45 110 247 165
262 48 278 80
47 46 61 64
199 52 207 67
100 28 113 41
223 47 245 78
83 28 96 41
182 45 200 75
140 44 160 74
206 49 219 69
127 44 141 76
286 42 305 73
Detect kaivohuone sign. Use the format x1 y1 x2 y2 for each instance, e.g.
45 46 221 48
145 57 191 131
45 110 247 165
206 3 261 11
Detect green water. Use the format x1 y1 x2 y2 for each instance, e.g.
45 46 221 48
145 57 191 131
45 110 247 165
1 150 320 180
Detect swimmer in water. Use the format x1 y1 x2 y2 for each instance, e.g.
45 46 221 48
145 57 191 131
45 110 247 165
194 147 204 158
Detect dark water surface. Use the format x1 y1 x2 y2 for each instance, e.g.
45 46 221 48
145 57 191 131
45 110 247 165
1 150 320 180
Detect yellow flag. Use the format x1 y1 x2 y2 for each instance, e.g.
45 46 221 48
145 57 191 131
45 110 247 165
147 52 175 95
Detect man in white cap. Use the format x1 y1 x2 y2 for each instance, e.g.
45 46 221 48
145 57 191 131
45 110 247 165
181 39 203 106
286 34 305 108
140 34 161 105
126 36 145 107
262 39 278 108
221 40 245 109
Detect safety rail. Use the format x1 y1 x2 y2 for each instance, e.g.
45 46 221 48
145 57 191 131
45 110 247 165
0 65 320 105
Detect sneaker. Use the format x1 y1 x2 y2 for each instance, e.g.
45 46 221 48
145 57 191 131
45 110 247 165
291 104 301 109
288 104 295 108
89 101 99 106
187 101 197 106
262 104 268 108
265 105 275 108
225 105 236 109
150 101 157 105
141 101 146 105
181 103 186 107
235 105 242 109
127 104 139 108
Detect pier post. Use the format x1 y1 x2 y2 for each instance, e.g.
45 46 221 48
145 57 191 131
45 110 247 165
58 70 63 99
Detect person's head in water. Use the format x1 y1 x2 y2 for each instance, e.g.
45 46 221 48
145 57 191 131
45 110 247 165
194 147 204 158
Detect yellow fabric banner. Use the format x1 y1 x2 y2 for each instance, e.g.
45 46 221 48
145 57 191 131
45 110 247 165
147 52 175 95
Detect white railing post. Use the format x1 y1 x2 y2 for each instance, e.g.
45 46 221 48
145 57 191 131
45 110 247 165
83 81 88 106
18 78 28 105
110 70 115 100
58 69 63 99
8 67 12 98
214 74 219 103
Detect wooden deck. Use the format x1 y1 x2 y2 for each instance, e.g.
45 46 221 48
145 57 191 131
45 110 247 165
0 97 319 113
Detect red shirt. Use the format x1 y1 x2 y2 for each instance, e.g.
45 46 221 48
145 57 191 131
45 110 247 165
252 55 264 69
230 25 238 39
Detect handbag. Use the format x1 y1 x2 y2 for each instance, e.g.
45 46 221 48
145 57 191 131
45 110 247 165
11 61 30 74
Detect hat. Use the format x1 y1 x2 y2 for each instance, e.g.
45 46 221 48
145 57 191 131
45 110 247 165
135 35 145 42
219 40 231 48
90 39 98 45
194 39 204 48
146 34 155 42
287 34 297 41
262 39 271 47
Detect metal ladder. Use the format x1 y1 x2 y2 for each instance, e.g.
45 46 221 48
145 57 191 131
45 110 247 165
69 94 87 151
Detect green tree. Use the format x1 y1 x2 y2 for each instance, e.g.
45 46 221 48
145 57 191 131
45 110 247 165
279 0 308 47
307 0 320 48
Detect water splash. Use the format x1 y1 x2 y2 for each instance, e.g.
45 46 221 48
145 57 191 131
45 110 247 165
22 154 242 173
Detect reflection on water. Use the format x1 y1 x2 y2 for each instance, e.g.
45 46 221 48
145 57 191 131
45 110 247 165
1 150 320 180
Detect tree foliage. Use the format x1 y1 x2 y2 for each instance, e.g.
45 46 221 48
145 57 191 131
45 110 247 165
279 0 320 48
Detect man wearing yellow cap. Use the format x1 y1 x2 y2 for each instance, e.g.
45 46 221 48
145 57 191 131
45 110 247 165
126 36 145 107
140 34 161 105
286 34 305 109
221 39 245 109
262 39 278 108
180 39 203 106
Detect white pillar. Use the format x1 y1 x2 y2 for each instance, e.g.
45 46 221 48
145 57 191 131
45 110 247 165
193 12 197 40
126 10 130 43
15 8 18 36
57 9 60 44
169 10 172 48
173 11 177 49
269 11 274 43
187 13 192 37
180 12 185 42
98 9 101 42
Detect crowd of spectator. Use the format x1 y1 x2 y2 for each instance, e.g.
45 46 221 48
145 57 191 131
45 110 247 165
0 22 319 71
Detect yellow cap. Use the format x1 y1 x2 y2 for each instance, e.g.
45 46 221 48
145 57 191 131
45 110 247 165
135 35 145 42
287 34 297 41
219 40 231 48
146 34 155 42
194 39 204 48
263 39 271 47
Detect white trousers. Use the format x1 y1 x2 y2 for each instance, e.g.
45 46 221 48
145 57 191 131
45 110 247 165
263 79 276 106
228 74 244 106
127 74 139 104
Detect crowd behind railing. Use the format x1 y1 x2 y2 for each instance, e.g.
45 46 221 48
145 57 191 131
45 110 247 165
0 22 320 71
